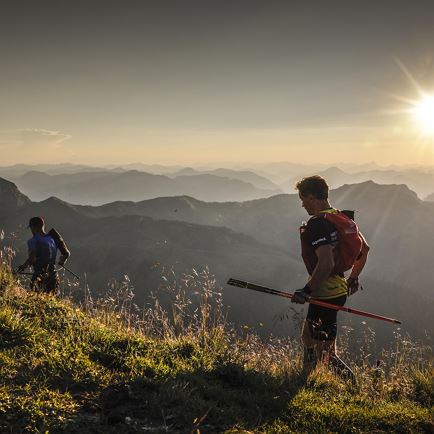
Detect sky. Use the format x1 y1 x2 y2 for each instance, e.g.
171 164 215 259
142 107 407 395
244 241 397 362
1 0 434 167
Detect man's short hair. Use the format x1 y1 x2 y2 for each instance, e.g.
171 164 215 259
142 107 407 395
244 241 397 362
295 175 329 200
28 216 45 229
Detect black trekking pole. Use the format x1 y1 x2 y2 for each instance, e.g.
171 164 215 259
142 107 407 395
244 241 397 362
58 264 80 280
12 267 32 276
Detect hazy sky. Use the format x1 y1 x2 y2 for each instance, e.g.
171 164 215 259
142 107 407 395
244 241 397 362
1 0 434 166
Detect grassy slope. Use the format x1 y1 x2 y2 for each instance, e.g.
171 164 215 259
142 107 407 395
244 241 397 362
0 266 432 433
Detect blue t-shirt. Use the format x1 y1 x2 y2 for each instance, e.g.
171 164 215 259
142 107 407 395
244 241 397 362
27 234 58 269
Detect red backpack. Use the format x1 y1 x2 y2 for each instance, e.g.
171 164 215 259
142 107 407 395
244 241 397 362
322 210 362 273
300 210 363 275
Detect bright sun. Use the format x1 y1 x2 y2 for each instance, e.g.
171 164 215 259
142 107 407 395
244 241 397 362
412 95 434 135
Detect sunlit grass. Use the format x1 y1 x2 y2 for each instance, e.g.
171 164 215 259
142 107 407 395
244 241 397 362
0 243 432 432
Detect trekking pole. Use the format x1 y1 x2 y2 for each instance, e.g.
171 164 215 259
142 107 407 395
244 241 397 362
227 278 401 325
11 267 30 276
58 264 80 280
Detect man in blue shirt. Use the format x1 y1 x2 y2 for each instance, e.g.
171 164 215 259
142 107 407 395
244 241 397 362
17 216 70 294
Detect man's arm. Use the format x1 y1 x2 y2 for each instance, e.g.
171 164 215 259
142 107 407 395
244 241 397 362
292 244 334 303
307 244 335 292
347 232 370 295
350 232 370 278
310 234 369 294
58 245 70 266
17 248 36 272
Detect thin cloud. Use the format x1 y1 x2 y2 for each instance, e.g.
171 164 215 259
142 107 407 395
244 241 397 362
0 129 71 149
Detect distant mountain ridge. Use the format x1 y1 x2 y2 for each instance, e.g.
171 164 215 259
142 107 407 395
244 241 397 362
0 163 109 177
4 162 434 199
10 170 280 204
425 192 434 201
281 166 434 199
169 167 280 191
0 177 31 209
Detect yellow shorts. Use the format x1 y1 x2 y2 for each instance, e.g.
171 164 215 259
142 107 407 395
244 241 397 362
310 275 348 300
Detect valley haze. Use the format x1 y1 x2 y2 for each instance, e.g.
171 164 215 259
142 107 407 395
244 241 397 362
1 165 433 352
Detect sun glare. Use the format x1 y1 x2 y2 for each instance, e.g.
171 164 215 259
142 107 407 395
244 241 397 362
412 95 434 136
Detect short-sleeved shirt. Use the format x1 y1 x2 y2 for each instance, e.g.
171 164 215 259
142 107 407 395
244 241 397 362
27 234 57 270
306 216 338 250
305 209 348 300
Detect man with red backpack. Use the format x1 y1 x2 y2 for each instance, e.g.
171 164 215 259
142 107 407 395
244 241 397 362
292 175 370 382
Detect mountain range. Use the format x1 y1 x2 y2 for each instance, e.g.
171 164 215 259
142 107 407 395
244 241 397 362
1 176 433 345
69 180 434 302
281 166 434 199
168 167 280 190
7 170 280 204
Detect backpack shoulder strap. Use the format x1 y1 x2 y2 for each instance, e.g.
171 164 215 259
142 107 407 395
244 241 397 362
48 228 70 257
340 209 355 221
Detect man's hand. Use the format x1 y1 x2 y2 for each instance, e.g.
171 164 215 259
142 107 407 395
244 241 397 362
291 285 311 304
347 276 362 295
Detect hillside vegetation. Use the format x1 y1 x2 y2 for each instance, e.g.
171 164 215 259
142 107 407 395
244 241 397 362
0 262 432 433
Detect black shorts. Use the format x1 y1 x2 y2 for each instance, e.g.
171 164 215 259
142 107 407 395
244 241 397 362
306 295 347 325
306 295 347 341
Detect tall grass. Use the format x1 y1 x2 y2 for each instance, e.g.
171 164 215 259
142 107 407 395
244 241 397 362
0 236 432 433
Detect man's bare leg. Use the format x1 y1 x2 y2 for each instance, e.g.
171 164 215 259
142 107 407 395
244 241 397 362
301 320 317 375
317 332 356 384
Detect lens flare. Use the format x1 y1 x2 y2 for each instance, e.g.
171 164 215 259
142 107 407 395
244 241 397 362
412 95 434 135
